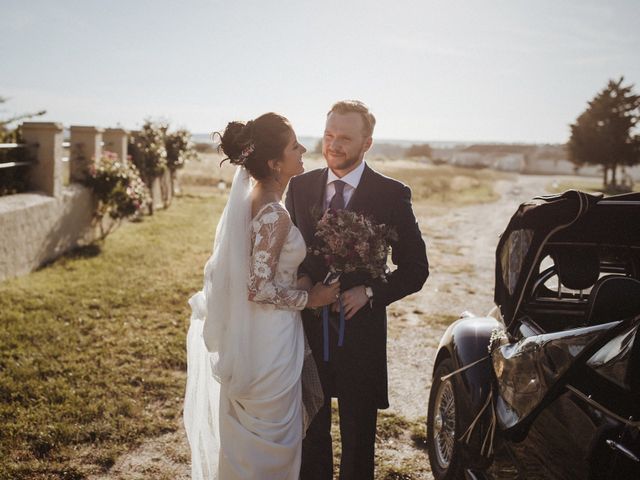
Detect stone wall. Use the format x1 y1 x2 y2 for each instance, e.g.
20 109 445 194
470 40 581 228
0 123 127 282
0 185 94 281
0 122 180 282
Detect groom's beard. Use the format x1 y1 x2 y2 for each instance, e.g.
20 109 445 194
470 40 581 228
324 147 366 172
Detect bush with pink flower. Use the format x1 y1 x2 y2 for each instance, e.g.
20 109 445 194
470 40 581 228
85 151 150 238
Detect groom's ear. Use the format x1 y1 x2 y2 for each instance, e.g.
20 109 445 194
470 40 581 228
363 136 373 153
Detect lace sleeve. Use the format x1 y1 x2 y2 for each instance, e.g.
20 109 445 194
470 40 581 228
248 204 309 310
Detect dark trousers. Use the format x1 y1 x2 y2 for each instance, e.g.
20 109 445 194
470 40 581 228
300 393 378 480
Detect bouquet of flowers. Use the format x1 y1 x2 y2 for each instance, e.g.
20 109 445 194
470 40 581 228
309 209 398 281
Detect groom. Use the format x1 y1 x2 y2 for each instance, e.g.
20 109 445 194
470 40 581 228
286 100 429 479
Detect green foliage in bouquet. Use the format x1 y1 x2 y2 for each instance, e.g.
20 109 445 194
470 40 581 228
309 209 398 280
85 151 150 239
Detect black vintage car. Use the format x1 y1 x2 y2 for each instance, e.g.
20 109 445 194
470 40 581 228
426 190 640 480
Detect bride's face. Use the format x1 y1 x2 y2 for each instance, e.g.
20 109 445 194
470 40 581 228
277 130 306 178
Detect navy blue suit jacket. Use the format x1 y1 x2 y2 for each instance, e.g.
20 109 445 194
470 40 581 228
285 163 429 408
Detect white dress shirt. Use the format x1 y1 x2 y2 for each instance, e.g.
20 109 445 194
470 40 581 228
325 161 366 209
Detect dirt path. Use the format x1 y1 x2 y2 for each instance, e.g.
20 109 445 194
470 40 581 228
91 174 555 480
377 174 552 478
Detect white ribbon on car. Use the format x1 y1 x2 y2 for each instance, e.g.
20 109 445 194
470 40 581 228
438 354 496 458
458 389 497 458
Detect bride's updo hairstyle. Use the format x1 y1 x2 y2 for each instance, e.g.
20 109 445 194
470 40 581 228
218 112 292 180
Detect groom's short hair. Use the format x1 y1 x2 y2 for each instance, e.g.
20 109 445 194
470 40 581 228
328 100 376 137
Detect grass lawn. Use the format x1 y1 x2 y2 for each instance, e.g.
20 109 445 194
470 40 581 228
0 193 225 479
379 163 511 205
189 154 509 206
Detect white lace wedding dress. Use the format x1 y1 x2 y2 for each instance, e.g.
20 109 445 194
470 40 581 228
219 202 307 479
185 169 314 480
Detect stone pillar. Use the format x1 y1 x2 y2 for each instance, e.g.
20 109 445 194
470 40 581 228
21 122 64 198
69 126 104 182
103 128 129 164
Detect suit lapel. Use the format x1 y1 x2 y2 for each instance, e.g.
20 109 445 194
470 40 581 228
299 168 329 280
345 163 374 213
313 168 328 212
299 168 328 241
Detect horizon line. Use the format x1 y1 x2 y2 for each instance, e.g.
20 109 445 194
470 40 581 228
191 132 568 146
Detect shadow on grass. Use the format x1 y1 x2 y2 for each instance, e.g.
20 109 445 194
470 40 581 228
410 418 428 452
379 469 417 480
36 244 103 272
65 244 102 259
377 411 429 451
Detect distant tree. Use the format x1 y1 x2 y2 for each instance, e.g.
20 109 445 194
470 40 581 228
314 139 323 154
161 125 198 173
405 143 433 158
128 120 197 212
162 125 198 206
568 77 640 190
128 120 167 213
0 96 46 142
0 96 46 195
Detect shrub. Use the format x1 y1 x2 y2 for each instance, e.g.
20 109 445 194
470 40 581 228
129 121 197 179
84 151 150 239
128 122 168 183
164 127 198 172
128 121 197 212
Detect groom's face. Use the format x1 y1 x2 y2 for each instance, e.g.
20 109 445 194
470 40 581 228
323 112 372 175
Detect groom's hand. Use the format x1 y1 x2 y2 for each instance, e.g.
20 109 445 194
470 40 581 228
334 285 369 320
297 274 313 291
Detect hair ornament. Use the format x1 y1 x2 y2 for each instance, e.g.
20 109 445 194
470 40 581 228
238 143 255 165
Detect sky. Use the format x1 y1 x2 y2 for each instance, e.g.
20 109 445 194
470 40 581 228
2 0 639 144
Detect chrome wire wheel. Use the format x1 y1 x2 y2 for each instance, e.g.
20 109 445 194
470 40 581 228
428 357 462 480
433 376 456 469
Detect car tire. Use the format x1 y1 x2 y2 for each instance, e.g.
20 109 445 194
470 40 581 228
427 357 464 480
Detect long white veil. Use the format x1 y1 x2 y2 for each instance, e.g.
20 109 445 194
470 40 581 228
183 166 253 479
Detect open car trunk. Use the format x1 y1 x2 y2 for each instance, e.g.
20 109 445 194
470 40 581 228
494 190 640 334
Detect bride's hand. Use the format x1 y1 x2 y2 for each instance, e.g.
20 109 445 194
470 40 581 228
306 282 341 308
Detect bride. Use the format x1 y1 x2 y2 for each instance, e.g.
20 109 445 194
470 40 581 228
184 113 340 479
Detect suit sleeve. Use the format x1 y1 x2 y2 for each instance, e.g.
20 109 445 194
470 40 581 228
370 184 429 307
